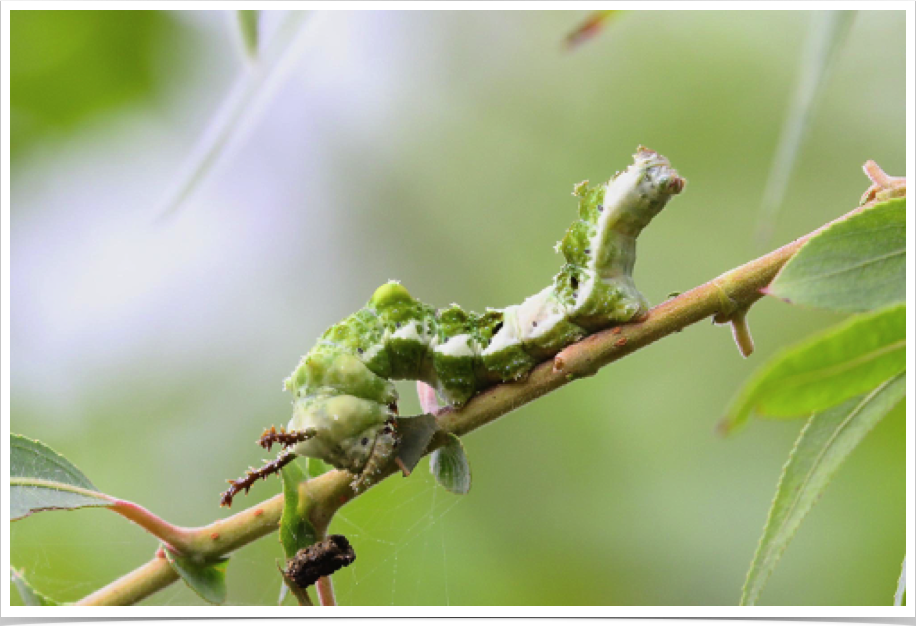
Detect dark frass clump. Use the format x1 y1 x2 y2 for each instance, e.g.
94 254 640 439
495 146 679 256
285 535 356 589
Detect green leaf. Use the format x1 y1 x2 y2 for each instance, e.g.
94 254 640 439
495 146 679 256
237 11 260 60
10 434 114 520
430 434 471 495
740 373 905 605
163 546 229 605
279 459 317 559
720 304 905 433
768 199 905 312
10 568 60 606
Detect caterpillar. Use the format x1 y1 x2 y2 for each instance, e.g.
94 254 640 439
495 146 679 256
221 147 684 506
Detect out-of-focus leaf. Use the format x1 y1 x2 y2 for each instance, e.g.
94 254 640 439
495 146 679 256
740 374 905 605
157 11 310 218
895 556 907 607
768 199 905 312
430 434 471 495
237 11 260 60
10 11 187 157
279 459 317 559
755 11 856 245
10 434 114 520
720 304 905 433
564 11 622 49
163 546 228 605
10 568 60 606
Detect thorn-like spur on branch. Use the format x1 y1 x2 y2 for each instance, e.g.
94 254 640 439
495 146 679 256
258 426 316 451
861 160 906 204
727 309 755 358
220 449 298 508
710 277 756 358
713 304 756 359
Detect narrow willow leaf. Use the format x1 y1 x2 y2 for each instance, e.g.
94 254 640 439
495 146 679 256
755 11 856 245
895 556 906 607
163 546 229 605
157 11 310 218
431 434 471 495
10 434 114 520
237 11 260 60
740 374 905 605
279 459 317 559
768 199 905 312
10 568 60 606
720 304 905 433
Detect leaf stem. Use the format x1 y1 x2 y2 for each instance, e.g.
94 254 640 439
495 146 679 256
108 500 195 554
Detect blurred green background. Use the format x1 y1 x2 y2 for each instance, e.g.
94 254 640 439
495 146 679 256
9 10 905 606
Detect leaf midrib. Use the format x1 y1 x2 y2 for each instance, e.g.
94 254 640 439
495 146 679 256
777 248 904 287
762 339 904 402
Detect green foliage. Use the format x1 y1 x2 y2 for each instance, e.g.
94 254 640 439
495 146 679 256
736 179 906 604
163 546 229 605
279 460 318 558
740 374 905 605
237 11 260 60
10 434 114 520
768 199 905 312
278 459 318 605
430 434 472 495
720 304 905 433
10 11 185 157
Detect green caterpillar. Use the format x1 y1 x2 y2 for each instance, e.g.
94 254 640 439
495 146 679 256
221 147 684 506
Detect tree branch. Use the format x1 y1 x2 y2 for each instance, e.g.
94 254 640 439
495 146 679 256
73 201 871 606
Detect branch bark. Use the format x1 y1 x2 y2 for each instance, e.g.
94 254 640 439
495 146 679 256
73 202 870 606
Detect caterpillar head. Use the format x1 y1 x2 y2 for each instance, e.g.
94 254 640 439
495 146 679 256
605 147 686 234
288 394 396 476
